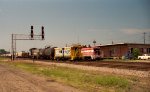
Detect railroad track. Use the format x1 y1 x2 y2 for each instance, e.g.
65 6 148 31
65 61 150 71
15 58 150 71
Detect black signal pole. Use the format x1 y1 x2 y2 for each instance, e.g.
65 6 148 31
11 26 45 61
41 26 45 40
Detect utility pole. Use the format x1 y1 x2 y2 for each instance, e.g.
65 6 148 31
143 32 146 44
149 32 150 44
11 26 45 61
11 34 14 60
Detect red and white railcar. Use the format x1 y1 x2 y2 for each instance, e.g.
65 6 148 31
81 47 102 60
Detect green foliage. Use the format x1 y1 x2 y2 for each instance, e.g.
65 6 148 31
132 48 140 59
0 49 6 54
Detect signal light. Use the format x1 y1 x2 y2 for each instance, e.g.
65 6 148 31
31 26 34 39
41 26 44 40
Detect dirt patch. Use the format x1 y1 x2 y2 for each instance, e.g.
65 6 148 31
0 64 83 92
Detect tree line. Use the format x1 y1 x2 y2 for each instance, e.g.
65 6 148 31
0 49 9 54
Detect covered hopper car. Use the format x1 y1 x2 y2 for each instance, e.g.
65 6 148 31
54 48 64 60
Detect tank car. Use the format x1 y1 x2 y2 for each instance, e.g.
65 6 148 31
42 46 56 60
39 48 45 59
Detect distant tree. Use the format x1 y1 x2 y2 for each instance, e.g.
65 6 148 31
0 49 7 54
132 48 140 59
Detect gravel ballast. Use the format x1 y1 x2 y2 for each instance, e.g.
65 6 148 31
22 60 150 78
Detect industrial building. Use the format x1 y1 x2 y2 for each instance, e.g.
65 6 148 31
99 43 150 59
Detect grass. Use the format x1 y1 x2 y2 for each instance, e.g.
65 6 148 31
0 56 7 60
0 60 130 92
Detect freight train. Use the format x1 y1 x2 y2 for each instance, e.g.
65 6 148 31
17 45 103 61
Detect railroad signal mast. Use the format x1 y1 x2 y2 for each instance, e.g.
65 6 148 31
31 26 34 39
11 26 45 60
41 26 45 40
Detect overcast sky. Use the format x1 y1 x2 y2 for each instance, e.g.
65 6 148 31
0 0 150 51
